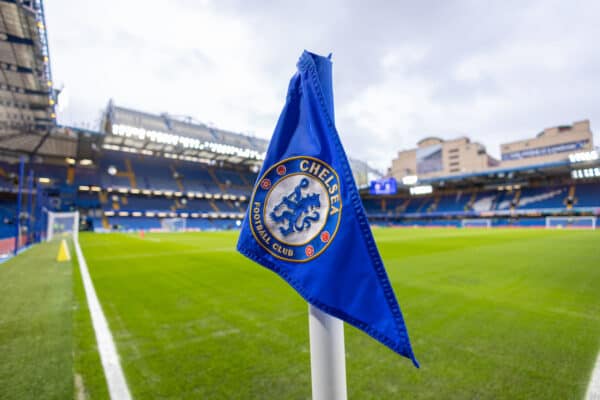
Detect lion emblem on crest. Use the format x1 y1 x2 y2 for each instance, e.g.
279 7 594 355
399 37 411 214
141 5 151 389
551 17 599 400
269 178 321 237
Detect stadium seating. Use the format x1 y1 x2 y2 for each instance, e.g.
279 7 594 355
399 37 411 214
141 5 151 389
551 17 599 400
575 183 600 207
0 199 16 238
516 186 568 209
435 192 470 212
2 148 600 235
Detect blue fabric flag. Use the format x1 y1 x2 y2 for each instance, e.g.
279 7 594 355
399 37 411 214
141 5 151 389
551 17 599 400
237 50 418 367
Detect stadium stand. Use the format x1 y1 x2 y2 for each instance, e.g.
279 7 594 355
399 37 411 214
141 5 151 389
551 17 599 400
1 126 599 238
0 0 597 243
575 182 600 207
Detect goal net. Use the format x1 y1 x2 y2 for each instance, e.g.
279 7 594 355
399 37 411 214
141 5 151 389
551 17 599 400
545 216 596 229
46 211 79 241
161 218 187 232
461 218 492 228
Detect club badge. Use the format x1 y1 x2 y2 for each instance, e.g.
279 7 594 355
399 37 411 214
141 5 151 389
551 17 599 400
249 156 342 262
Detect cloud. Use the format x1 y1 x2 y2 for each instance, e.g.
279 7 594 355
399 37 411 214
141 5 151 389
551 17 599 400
45 0 600 171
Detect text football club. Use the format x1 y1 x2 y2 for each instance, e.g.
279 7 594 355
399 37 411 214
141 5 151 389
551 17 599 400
250 156 342 262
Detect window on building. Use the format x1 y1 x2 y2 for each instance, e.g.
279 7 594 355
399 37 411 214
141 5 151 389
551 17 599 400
449 161 459 167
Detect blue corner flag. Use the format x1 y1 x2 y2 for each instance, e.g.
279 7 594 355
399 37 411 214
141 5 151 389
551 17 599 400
237 50 418 367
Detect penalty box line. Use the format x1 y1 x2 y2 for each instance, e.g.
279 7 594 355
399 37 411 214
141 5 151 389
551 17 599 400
73 239 132 400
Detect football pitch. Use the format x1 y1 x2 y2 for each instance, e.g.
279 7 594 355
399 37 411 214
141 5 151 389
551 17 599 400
1 228 599 399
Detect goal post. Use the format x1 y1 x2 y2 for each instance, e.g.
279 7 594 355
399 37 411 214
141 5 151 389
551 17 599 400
161 218 187 232
46 211 80 241
461 218 492 228
545 216 596 229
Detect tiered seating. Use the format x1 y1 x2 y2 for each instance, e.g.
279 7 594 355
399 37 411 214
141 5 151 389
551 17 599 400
76 192 101 209
133 158 178 191
0 163 16 191
99 155 131 188
117 196 174 211
471 191 497 212
435 192 470 212
362 198 383 214
364 181 600 227
575 183 600 207
176 165 214 192
74 166 101 187
0 199 15 238
33 164 68 185
516 186 567 209
492 190 510 210
405 197 434 213
106 217 161 230
215 169 245 186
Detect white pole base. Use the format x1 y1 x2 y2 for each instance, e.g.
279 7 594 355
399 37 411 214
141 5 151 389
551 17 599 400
308 304 347 400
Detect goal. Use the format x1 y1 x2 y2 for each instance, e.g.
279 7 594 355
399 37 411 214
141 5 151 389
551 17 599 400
545 216 596 229
161 218 187 232
461 218 492 228
46 211 80 241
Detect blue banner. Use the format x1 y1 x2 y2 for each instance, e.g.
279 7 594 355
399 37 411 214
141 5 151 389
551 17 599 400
502 140 589 161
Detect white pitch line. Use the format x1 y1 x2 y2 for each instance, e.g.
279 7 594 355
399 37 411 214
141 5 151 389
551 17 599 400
73 239 132 400
587 350 600 400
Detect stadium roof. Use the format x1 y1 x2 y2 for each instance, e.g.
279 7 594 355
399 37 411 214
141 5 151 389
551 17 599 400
102 102 268 168
0 0 63 160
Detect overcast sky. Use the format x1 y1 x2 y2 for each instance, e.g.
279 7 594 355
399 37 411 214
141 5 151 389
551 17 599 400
45 0 600 171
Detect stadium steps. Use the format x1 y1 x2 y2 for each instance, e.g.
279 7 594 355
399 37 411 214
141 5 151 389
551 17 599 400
397 198 410 213
416 198 430 213
207 168 226 192
209 200 220 212
226 200 238 210
124 159 137 188
427 196 440 213
511 189 521 210
102 215 110 229
121 196 128 205
491 191 505 210
170 165 185 191
174 199 185 209
566 184 576 209
238 173 252 187
98 192 108 204
466 191 477 210
66 166 75 185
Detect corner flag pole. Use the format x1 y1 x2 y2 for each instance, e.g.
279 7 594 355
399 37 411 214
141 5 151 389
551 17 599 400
308 304 347 400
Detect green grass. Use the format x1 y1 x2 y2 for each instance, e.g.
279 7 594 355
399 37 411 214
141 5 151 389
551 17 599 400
71 241 110 400
1 229 599 399
0 240 107 400
74 228 600 399
0 242 74 399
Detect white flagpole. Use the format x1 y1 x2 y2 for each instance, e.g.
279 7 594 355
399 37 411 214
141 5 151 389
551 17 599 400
308 304 348 400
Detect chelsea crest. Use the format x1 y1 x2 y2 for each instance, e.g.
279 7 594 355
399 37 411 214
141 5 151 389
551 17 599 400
249 156 342 262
